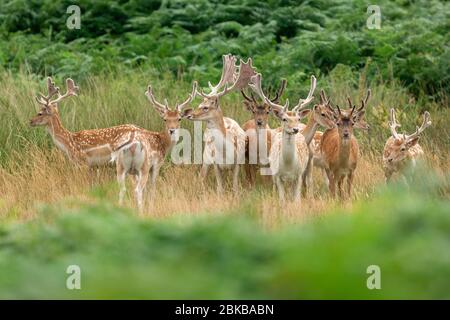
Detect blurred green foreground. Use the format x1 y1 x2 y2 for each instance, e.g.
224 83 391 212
0 169 449 299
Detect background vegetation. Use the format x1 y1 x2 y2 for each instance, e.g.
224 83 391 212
0 0 448 97
0 0 448 299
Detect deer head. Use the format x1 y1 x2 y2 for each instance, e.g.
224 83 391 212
145 82 197 142
345 90 371 130
310 89 337 130
250 73 316 135
241 79 286 129
30 77 79 127
384 108 431 164
185 54 257 121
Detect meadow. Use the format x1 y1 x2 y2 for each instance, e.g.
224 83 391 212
0 0 449 298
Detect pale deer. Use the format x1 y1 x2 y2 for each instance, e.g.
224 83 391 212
183 54 257 194
249 73 316 202
241 79 287 186
30 77 142 167
112 82 197 211
320 95 368 199
383 108 431 182
308 90 371 190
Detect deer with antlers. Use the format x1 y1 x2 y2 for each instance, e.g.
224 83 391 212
112 82 197 211
240 79 287 186
308 90 371 190
383 108 431 182
319 92 370 198
30 77 142 167
249 73 317 202
183 54 257 194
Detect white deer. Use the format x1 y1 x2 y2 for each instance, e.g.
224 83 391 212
183 54 257 194
250 73 316 202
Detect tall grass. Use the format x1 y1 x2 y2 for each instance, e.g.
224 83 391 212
0 69 448 221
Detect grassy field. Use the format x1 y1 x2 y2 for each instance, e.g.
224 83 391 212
0 70 448 300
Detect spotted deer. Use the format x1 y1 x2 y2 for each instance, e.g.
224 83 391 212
241 79 287 186
250 73 316 202
183 54 257 194
383 108 431 182
320 95 368 199
112 82 197 211
30 77 142 167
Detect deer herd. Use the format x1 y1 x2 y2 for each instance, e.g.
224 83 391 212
29 54 432 211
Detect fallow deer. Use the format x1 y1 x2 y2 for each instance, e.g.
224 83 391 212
30 77 142 167
308 90 371 190
320 95 368 199
241 79 287 186
112 82 197 211
183 54 257 194
249 73 316 202
383 108 431 182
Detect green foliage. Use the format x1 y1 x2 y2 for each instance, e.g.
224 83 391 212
0 0 448 98
0 168 448 299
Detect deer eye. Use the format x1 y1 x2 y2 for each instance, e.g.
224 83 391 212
401 147 406 151
202 107 208 111
178 118 182 122
282 118 288 122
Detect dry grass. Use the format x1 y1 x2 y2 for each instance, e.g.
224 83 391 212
0 142 445 228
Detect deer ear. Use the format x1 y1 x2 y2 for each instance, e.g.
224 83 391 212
271 108 284 119
406 137 419 148
297 109 311 119
181 108 193 118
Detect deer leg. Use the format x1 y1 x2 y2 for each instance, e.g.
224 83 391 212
117 166 127 206
149 164 161 201
213 164 224 194
294 174 302 202
347 171 354 199
326 169 336 198
200 164 209 181
275 176 285 203
337 175 345 199
135 170 149 213
244 164 254 187
232 164 240 194
302 155 313 197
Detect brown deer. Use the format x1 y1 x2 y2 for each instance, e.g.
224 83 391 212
112 82 197 211
249 73 316 202
30 77 142 167
241 79 287 186
383 108 431 182
308 90 371 191
183 54 257 194
320 94 368 199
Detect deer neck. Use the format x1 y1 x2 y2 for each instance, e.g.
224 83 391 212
159 130 177 156
46 116 77 158
302 113 319 145
205 109 226 136
337 135 352 166
281 130 298 164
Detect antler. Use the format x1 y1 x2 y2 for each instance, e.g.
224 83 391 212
269 79 287 103
145 85 169 114
388 108 401 140
35 77 62 106
198 54 257 98
406 111 432 142
249 73 289 113
47 78 78 105
292 75 317 112
241 78 286 104
176 82 198 112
